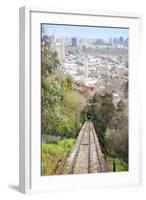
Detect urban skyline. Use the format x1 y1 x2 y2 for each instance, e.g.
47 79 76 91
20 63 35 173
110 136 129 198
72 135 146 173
42 24 128 41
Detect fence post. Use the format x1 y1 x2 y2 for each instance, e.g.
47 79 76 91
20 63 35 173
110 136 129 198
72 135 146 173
113 159 116 172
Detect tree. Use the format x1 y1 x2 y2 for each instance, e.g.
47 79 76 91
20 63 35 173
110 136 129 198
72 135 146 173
41 33 61 135
105 99 128 163
123 81 128 99
41 76 63 135
87 93 115 157
60 75 73 94
63 91 86 136
41 33 87 139
41 76 62 108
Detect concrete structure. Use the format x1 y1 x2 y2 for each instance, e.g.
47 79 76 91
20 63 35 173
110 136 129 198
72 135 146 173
53 42 65 63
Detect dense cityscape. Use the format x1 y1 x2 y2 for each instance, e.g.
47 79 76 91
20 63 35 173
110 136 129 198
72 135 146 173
43 33 128 104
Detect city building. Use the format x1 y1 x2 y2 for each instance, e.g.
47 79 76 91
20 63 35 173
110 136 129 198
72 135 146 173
72 37 77 47
53 42 65 63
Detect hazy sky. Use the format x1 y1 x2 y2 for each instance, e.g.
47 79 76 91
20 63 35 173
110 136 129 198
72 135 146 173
42 24 128 41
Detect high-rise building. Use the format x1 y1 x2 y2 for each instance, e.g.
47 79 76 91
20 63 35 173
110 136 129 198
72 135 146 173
52 42 65 63
48 34 65 63
72 37 77 47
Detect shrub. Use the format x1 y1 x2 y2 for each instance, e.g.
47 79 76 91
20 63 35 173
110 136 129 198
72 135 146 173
57 138 75 152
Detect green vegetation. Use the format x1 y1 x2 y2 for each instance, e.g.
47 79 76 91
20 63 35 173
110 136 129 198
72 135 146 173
41 31 128 175
83 92 128 171
57 138 76 152
41 33 86 175
107 157 128 172
42 139 75 175
41 34 86 139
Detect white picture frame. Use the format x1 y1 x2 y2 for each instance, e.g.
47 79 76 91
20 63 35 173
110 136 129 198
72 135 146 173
19 6 142 194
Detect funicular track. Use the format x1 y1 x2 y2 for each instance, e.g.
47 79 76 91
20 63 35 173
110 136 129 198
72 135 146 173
64 121 107 174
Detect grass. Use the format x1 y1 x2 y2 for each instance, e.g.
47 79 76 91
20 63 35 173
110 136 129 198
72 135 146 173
42 138 75 176
107 156 128 172
57 138 75 152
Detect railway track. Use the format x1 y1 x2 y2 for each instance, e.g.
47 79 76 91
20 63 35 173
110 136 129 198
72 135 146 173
64 121 107 174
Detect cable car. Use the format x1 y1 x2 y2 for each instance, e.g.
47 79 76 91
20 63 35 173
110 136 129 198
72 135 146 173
86 113 92 120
